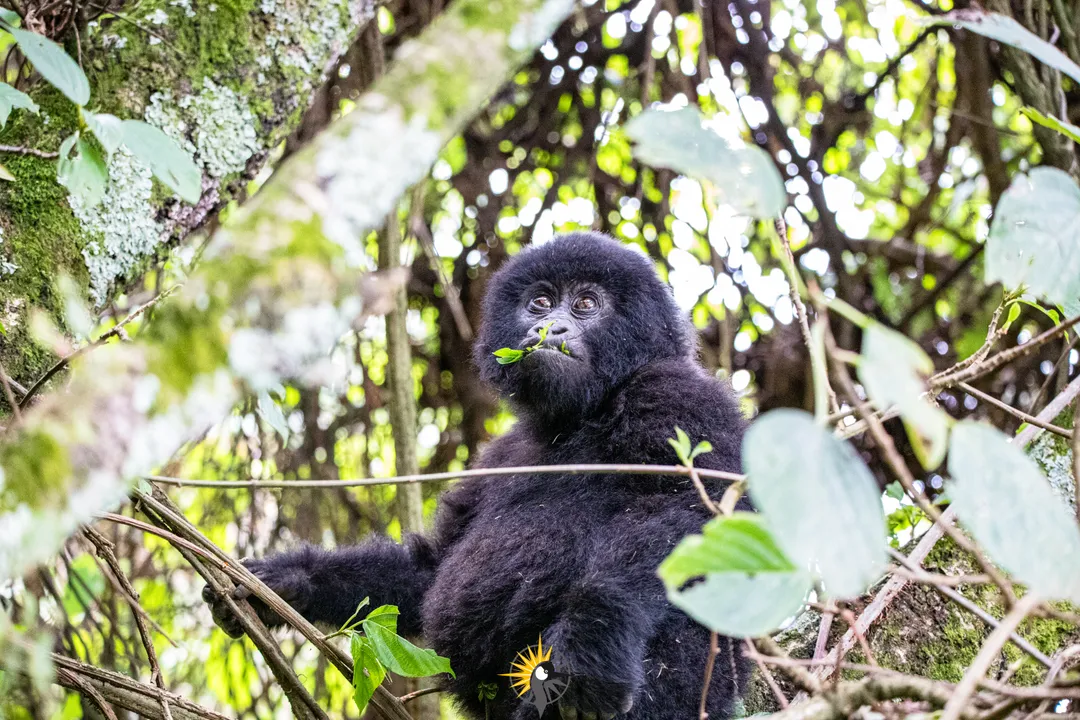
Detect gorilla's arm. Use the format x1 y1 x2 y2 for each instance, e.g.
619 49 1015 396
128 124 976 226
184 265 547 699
204 534 438 638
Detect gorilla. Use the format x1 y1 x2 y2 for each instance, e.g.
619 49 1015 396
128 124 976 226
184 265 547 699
203 232 750 719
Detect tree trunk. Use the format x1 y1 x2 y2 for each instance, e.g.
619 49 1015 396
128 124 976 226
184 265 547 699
0 0 375 388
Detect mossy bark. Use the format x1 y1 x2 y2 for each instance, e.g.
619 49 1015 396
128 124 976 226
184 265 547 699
0 0 375 388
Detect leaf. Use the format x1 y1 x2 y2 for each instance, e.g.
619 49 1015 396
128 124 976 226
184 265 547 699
0 8 19 25
668 426 692 464
624 106 786 219
120 120 202 203
57 133 107 208
256 391 289 442
1021 107 1080 145
926 10 1080 85
667 570 811 638
83 110 125 156
985 167 1080 308
948 421 1080 602
743 409 887 598
363 604 400 632
3 26 90 105
0 161 13 182
351 634 386 714
689 440 713 462
493 348 525 365
0 82 39 128
658 512 796 588
362 616 455 679
858 322 950 469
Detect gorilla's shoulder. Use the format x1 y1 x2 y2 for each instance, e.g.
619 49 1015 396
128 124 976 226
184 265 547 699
598 359 746 471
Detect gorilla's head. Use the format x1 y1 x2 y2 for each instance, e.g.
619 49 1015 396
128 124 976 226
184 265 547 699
475 232 696 427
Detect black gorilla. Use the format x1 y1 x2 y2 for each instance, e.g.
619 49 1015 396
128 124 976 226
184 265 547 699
204 232 750 719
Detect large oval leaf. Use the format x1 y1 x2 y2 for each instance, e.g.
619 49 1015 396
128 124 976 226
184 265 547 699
350 634 386 714
743 409 887 598
668 571 811 638
660 512 809 637
4 26 90 105
120 120 202 204
0 82 38 128
858 322 950 469
927 11 1080 85
948 421 1080 602
624 106 785 219
986 167 1080 308
57 133 107 208
362 609 454 678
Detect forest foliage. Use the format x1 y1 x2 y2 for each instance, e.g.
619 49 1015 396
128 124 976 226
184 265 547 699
2 0 1080 718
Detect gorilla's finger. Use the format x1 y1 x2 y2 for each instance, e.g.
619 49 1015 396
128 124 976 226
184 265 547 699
201 584 218 603
231 584 252 601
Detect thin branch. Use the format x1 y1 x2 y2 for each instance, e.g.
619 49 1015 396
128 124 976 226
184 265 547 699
20 286 179 408
700 632 720 720
145 462 746 489
0 143 59 158
959 382 1071 438
745 639 789 709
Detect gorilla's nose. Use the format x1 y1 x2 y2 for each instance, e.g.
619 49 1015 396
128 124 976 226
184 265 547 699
526 320 572 346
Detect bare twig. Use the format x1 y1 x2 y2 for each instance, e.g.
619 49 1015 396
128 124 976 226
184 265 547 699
700 632 720 719
745 639 789 709
20 287 179 408
0 143 59 158
145 462 745 489
959 382 1071 438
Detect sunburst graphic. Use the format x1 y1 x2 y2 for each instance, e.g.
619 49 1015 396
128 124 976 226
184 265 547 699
500 635 553 697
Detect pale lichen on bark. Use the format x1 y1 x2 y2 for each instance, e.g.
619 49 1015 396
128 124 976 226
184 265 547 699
0 0 575 583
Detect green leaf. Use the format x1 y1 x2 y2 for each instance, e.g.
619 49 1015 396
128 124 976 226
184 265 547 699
668 426 692 465
362 616 455 679
3 26 90 105
57 133 107 208
659 512 796 588
0 82 39 128
688 440 713 462
666 569 811 638
986 167 1080 309
1021 107 1080 145
350 634 386 714
0 9 20 25
624 106 785 219
363 604 400 632
948 422 1080 602
493 348 525 365
926 11 1080 85
120 120 201 203
858 322 950 469
743 409 886 598
0 161 13 182
256 391 289 442
83 110 125 156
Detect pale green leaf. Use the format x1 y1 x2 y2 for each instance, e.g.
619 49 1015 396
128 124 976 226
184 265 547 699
948 422 1080 602
351 634 386 714
858 322 950 469
986 167 1080 308
926 10 1080 85
0 161 13 182
120 120 201 203
1022 108 1080 145
0 9 20 25
57 133 107 208
667 570 811 638
0 82 39 128
256 391 289 442
83 111 125 156
624 106 786 219
4 26 90 105
743 409 886 598
658 512 796 588
493 347 525 364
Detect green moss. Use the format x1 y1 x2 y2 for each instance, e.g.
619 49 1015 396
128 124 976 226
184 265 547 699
0 429 71 508
0 90 84 382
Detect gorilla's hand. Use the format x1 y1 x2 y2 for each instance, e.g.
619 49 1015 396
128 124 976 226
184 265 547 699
201 557 314 638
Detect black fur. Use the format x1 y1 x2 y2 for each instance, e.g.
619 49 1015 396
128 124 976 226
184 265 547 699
204 232 750 719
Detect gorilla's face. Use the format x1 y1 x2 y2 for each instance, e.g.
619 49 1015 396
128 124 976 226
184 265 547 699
475 232 697 431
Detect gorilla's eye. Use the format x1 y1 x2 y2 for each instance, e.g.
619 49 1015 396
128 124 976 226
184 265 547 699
529 295 553 312
572 293 599 314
